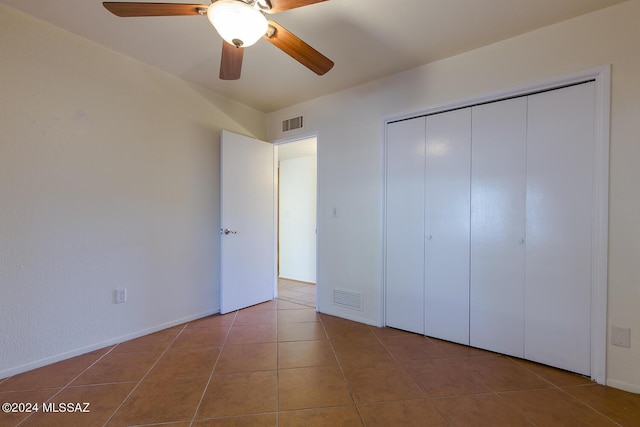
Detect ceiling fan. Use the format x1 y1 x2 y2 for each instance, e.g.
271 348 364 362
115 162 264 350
102 0 334 80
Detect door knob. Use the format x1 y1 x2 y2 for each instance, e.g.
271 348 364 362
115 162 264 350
426 234 433 240
221 228 238 235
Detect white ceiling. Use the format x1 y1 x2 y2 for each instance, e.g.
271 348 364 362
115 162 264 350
1 0 626 112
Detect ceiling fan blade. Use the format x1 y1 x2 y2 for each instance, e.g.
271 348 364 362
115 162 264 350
220 41 244 80
103 2 208 17
263 0 329 14
263 20 333 75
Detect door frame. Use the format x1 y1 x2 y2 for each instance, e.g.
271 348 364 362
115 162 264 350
382 66 610 384
272 132 320 310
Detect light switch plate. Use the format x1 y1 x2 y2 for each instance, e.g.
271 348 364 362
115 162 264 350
611 326 631 348
113 288 127 304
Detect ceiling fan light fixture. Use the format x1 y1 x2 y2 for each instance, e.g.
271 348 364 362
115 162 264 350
208 0 268 48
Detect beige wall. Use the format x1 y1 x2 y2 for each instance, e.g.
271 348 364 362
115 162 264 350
267 0 640 392
0 5 265 377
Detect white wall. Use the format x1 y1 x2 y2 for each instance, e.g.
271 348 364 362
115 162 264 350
266 0 640 392
279 155 317 283
0 5 265 377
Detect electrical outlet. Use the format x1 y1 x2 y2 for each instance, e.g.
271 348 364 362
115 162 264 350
611 326 631 348
113 288 127 304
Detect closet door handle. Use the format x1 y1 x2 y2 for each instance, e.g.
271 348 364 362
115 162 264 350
426 234 433 240
518 237 525 244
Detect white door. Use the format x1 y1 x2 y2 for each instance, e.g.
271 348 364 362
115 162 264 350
385 117 426 334
524 83 595 375
470 98 527 357
424 108 471 345
220 130 275 314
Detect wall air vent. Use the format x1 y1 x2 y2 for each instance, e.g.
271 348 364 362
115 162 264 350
282 115 304 132
333 288 363 310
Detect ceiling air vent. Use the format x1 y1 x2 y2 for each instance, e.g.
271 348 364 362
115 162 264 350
282 115 304 133
333 288 363 310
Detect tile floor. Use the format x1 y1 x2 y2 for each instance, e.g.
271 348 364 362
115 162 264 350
1 299 640 426
277 278 316 308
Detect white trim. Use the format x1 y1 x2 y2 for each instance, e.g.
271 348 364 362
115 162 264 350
0 308 219 379
607 378 640 394
271 131 320 312
382 65 610 384
590 66 611 385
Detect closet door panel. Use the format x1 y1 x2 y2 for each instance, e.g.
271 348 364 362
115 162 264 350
385 118 426 334
525 83 595 375
424 108 471 345
470 98 527 357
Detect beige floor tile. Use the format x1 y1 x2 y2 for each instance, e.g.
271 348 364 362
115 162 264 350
278 365 353 410
401 357 491 397
72 351 161 385
379 334 445 360
188 313 236 329
341 361 425 403
278 322 327 342
193 413 277 426
0 354 101 391
464 356 552 392
277 299 310 310
563 384 640 426
433 394 533 426
368 326 415 339
241 300 278 312
330 338 394 364
322 320 376 341
0 388 61 426
106 376 208 426
21 382 134 427
113 327 182 353
146 347 221 380
226 324 277 344
234 310 277 326
430 338 493 358
511 357 593 387
214 343 277 373
278 340 337 369
8 294 640 427
358 399 447 427
498 388 619 426
196 371 277 419
279 406 362 427
279 289 305 299
171 327 230 349
277 309 319 324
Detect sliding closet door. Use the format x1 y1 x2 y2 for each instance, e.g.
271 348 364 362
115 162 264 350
470 98 527 357
525 82 595 376
385 117 426 334
424 108 471 345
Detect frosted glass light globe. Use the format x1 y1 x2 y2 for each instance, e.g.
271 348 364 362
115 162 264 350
208 0 268 48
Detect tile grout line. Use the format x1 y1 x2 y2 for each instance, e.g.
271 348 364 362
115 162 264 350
554 384 625 427
14 343 120 427
317 314 366 426
369 328 520 424
101 323 191 427
188 309 238 427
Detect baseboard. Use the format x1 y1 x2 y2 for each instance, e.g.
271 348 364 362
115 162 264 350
317 307 379 327
606 378 640 394
0 308 220 380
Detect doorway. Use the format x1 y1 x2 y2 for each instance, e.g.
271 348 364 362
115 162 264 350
275 136 318 308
